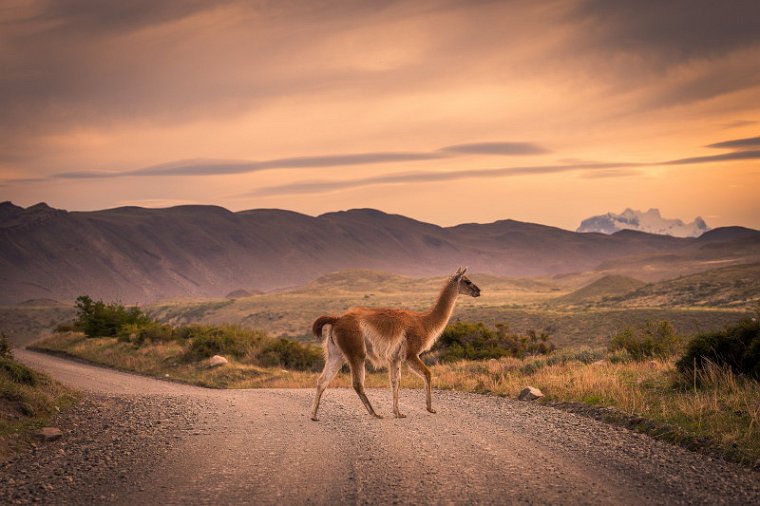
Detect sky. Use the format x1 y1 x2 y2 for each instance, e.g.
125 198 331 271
1 0 759 230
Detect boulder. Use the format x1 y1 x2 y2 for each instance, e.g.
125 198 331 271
518 386 544 401
208 355 229 367
36 427 63 441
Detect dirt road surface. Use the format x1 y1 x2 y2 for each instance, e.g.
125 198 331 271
3 349 758 505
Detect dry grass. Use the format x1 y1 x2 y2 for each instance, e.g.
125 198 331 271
0 354 78 461
33 332 760 464
430 356 760 464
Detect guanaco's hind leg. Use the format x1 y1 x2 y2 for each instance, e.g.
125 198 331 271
348 358 382 419
389 357 405 418
407 355 436 414
310 336 344 421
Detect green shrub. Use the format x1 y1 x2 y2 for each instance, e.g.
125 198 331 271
257 338 323 371
609 320 683 360
546 347 605 366
434 321 555 363
0 332 11 359
520 359 547 375
74 295 151 337
185 325 266 360
133 322 175 344
0 357 37 385
676 319 760 380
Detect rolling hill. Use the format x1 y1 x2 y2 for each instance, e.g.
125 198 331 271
608 262 760 308
2 201 759 304
552 275 647 305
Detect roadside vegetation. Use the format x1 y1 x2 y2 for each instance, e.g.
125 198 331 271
0 332 78 461
33 296 760 466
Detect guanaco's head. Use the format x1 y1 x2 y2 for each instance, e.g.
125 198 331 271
453 266 481 298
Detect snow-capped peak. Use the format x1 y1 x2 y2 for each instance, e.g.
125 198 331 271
577 208 710 237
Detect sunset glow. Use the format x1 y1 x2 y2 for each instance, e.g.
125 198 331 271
2 0 759 229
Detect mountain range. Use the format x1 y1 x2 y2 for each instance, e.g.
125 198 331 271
577 208 709 237
2 201 758 304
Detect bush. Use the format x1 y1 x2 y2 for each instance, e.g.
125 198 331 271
140 322 174 343
434 321 555 363
0 332 11 359
676 319 760 380
257 338 323 371
609 320 683 360
74 295 151 337
185 325 266 360
546 347 605 366
0 357 37 385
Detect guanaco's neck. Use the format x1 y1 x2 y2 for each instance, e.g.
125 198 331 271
423 278 459 336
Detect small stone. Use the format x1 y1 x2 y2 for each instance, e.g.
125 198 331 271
208 355 229 367
518 386 544 401
36 427 63 441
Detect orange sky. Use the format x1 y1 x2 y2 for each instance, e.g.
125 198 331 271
1 0 759 230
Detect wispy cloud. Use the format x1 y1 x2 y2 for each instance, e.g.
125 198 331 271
706 135 760 150
54 170 122 179
52 141 549 179
249 162 636 196
439 142 549 155
132 152 447 177
664 149 760 165
247 141 760 196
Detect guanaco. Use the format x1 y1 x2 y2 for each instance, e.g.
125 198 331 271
310 267 481 421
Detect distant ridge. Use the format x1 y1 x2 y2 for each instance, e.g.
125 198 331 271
1 202 758 304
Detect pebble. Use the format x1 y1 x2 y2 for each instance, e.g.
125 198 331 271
0 394 203 505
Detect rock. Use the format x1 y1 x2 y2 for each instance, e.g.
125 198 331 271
518 387 544 401
36 427 63 441
208 355 228 367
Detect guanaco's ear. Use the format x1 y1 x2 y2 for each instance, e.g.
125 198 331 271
454 266 467 278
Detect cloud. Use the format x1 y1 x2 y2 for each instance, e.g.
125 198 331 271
706 135 760 151
54 170 122 179
19 0 218 35
440 142 549 155
247 138 760 196
566 1 760 110
249 161 636 196
721 120 757 130
570 0 760 63
664 150 760 165
52 141 545 179
132 152 447 176
4 0 760 187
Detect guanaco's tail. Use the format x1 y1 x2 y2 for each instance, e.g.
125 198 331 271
312 315 337 340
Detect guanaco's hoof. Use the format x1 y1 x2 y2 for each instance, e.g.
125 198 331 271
372 413 384 419
310 416 319 422
427 407 437 414
394 412 407 419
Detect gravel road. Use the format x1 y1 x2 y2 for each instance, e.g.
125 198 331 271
3 349 759 505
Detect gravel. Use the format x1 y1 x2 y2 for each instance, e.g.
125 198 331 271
3 350 759 505
1 394 214 505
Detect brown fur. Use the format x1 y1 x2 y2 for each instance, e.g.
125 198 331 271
312 315 337 340
310 267 480 421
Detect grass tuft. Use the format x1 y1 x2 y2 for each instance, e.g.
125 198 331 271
0 344 78 461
